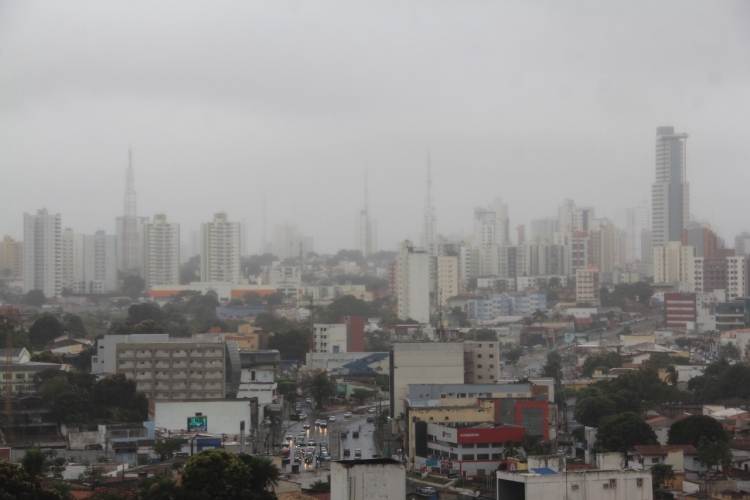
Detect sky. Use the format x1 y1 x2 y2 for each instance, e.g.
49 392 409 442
1 1 749 254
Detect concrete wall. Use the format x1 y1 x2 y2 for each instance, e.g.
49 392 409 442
331 460 406 500
151 400 253 436
497 469 653 500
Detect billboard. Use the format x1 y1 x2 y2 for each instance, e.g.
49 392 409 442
187 415 208 432
565 332 574 343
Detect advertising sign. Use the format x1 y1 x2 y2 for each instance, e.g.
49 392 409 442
441 461 453 469
565 332 575 343
426 459 438 467
187 415 208 432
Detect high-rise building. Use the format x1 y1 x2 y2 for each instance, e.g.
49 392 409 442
80 231 117 293
436 255 458 307
272 223 313 260
590 223 615 277
488 198 510 245
141 214 180 289
653 242 696 286
397 240 430 324
652 126 690 249
62 228 84 290
735 232 750 257
355 171 377 257
23 208 62 297
575 265 600 305
626 205 650 263
421 156 438 257
530 218 557 244
116 150 147 273
201 212 241 283
458 246 480 281
681 226 719 259
473 208 498 247
0 236 23 279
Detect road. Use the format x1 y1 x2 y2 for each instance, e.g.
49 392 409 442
337 415 378 461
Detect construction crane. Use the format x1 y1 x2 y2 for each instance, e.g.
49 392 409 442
1 306 23 445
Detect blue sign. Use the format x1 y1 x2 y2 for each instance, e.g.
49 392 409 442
426 459 438 467
565 332 575 343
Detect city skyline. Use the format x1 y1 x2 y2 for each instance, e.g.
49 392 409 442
1 2 749 252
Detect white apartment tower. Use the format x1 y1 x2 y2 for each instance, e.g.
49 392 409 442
626 205 650 263
81 231 117 293
420 156 437 257
62 228 84 290
652 126 690 249
397 240 430 324
201 212 241 283
488 198 510 245
23 208 62 297
436 255 458 307
141 214 180 288
473 208 498 247
653 242 696 287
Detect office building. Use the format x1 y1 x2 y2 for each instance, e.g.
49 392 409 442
201 212 241 283
626 205 650 263
397 240 430 324
23 208 62 297
652 126 689 249
664 293 697 329
141 214 180 289
681 226 719 259
311 316 365 354
0 236 23 279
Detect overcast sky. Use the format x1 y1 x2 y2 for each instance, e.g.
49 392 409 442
1 1 749 254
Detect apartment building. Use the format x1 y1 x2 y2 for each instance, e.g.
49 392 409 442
0 235 23 280
200 212 241 284
23 208 62 297
575 265 599 305
437 255 458 307
664 293 697 329
397 240 430 324
311 316 365 354
141 214 180 289
463 340 500 383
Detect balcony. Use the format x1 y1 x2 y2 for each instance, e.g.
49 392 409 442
119 350 134 359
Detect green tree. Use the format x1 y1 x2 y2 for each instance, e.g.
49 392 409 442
574 392 616 427
364 330 390 352
0 460 64 500
267 329 309 363
22 449 47 478
464 328 498 341
318 295 372 323
276 379 298 404
63 313 87 338
29 314 66 347
351 388 374 404
532 309 548 326
136 474 186 500
179 255 200 285
181 449 254 499
127 302 163 325
153 438 184 461
665 365 678 386
243 292 264 306
650 463 673 492
502 439 519 458
581 352 623 377
71 346 96 372
503 345 525 365
306 371 336 411
238 454 280 496
594 412 658 454
540 351 563 383
722 343 741 361
122 275 146 299
30 350 64 364
696 436 733 471
21 289 47 307
47 480 73 500
668 415 727 447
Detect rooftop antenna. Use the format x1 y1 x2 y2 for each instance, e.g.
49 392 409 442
261 191 267 254
426 151 433 208
123 148 137 272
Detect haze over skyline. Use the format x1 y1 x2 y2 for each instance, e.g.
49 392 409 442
1 1 749 253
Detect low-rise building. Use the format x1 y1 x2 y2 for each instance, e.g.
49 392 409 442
331 459 406 500
311 316 365 354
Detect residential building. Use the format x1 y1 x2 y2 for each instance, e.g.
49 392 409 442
311 316 365 354
626 205 650 263
141 214 180 289
489 198 511 245
681 226 719 258
201 212 241 283
61 228 83 290
727 256 750 301
459 246 480 281
23 208 62 297
590 223 615 277
530 218 557 244
76 231 117 293
271 223 314 260
692 257 728 293
0 235 24 279
664 293 697 330
236 349 280 406
0 347 69 396
92 334 170 374
576 265 599 305
627 444 703 472
330 459 406 500
653 242 696 287
464 340 500 383
716 299 750 331
571 231 590 273
736 232 750 257
389 342 464 417
474 208 500 247
466 292 547 321
397 240 430 324
652 126 690 249
496 464 653 500
437 255 458 307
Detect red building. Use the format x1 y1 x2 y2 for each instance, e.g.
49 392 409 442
664 293 696 329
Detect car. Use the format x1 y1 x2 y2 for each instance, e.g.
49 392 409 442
416 486 437 495
344 412 352 418
302 423 310 429
307 441 316 447
319 421 327 428
304 453 313 464
319 454 332 462
320 447 328 454
328 415 336 421
306 398 312 404
366 416 374 423
285 433 293 440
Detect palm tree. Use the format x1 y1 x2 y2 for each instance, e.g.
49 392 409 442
532 309 548 326
245 455 281 493
502 439 519 458
552 311 563 322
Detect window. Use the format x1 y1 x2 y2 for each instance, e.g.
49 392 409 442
651 457 660 464
476 443 489 448
449 453 458 460
477 454 489 460
462 454 474 460
463 443 474 448
477 364 482 368
489 354 494 358
478 375 483 379
492 453 502 460
489 364 494 369
477 354 482 358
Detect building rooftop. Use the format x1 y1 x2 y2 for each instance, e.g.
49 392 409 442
628 445 697 455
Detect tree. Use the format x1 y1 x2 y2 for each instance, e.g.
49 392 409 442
722 343 741 361
540 351 563 383
181 449 254 499
351 388 374 404
22 448 47 478
30 350 64 364
63 314 87 338
122 275 146 299
364 330 390 352
574 393 616 427
665 365 678 386
650 463 674 492
29 314 66 347
136 474 186 500
668 415 728 447
179 255 200 285
0 460 64 500
581 352 623 377
594 412 658 454
243 292 264 306
153 438 184 461
21 289 47 307
267 329 309 363
502 439 519 458
306 371 336 411
464 328 498 341
318 295 372 323
238 454 280 496
127 302 162 325
71 346 96 372
532 309 548 326
276 379 298 402
503 345 525 365
696 436 732 471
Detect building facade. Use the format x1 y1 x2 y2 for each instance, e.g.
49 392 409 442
652 126 689 250
0 235 23 280
141 214 180 289
397 240 430 324
575 265 599 305
23 208 62 297
201 212 241 284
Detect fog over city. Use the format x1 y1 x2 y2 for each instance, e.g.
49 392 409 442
1 1 749 253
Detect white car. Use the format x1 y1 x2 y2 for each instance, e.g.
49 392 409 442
344 412 352 418
302 423 310 429
367 407 376 413
328 415 336 421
